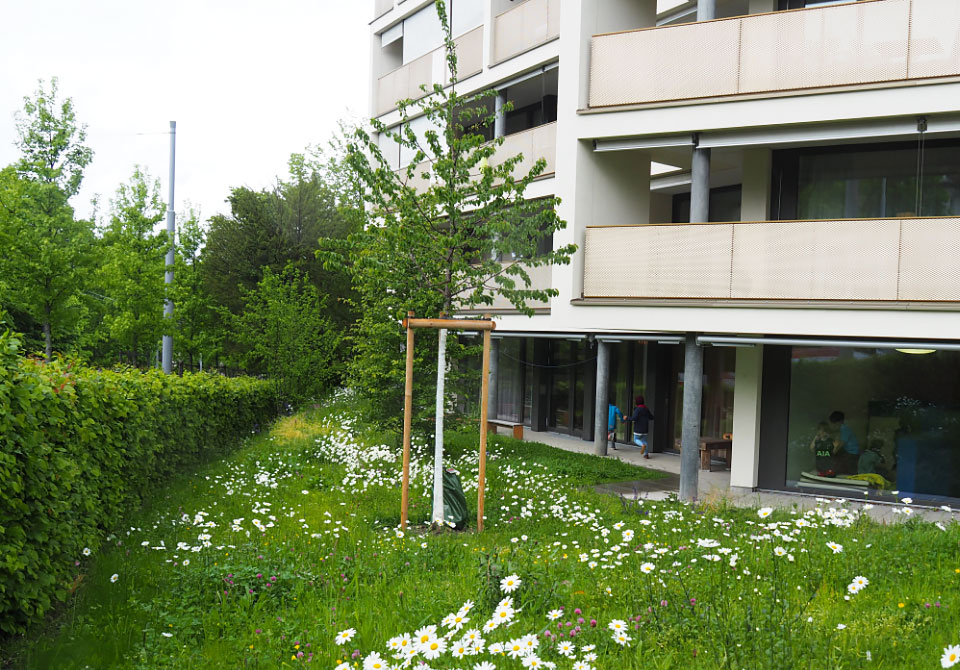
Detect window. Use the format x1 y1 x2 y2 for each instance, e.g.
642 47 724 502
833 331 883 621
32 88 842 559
397 0 484 65
777 347 960 502
772 140 960 220
672 185 742 223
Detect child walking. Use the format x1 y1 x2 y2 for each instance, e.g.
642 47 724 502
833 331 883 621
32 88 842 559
628 395 655 459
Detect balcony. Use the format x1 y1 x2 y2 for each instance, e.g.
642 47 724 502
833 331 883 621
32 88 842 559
494 122 557 178
399 121 557 193
374 0 392 20
589 0 960 108
484 264 553 311
493 0 561 65
583 217 960 301
377 26 484 117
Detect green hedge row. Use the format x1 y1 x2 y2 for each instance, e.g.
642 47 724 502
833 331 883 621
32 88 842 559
0 329 277 635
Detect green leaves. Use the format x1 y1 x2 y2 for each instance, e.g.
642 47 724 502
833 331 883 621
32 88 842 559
0 328 276 635
235 265 341 406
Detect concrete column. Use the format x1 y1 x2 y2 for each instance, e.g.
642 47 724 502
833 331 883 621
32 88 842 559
679 334 703 501
741 148 772 222
487 338 500 419
494 90 507 139
730 345 764 490
594 339 611 456
698 0 717 21
690 146 711 223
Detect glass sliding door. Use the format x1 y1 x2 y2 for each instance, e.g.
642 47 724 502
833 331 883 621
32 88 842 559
766 347 960 502
773 139 960 221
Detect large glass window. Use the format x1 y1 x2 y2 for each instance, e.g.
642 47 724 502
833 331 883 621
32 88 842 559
773 140 960 220
401 0 484 64
496 338 524 423
784 347 960 501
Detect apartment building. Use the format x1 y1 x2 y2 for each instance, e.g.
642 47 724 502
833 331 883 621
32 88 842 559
368 0 960 505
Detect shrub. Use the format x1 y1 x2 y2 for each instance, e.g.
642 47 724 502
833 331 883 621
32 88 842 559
0 328 276 635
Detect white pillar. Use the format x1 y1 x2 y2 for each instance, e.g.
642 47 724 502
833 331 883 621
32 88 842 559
741 148 772 222
730 345 764 490
594 340 611 456
679 334 703 501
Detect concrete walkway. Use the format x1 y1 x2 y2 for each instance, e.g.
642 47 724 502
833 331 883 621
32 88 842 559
519 429 957 524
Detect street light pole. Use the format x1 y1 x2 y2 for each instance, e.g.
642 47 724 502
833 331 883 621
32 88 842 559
162 120 176 374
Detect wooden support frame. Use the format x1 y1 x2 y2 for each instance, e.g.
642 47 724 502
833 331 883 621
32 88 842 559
399 312 496 532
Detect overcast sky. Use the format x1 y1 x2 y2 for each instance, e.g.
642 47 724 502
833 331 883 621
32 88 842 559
0 1 370 222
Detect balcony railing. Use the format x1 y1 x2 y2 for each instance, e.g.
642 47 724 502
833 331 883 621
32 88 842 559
377 26 484 116
493 0 561 64
590 0 960 108
399 121 557 193
374 0 392 20
583 217 960 301
494 122 557 178
484 264 554 311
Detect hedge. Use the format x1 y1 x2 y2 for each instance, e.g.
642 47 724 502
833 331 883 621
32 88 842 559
0 329 276 635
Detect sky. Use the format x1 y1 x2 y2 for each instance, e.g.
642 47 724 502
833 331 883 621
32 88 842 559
0 1 370 222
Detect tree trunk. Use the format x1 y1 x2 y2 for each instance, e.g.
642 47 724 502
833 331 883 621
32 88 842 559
431 328 448 525
43 319 52 361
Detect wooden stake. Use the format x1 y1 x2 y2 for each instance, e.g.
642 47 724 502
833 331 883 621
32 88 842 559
477 323 491 532
400 311 415 529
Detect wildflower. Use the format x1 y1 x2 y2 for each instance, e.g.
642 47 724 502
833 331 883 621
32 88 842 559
640 562 655 574
82 547 91 556
546 609 563 621
474 662 497 670
506 638 526 659
557 641 575 657
110 574 119 583
898 603 905 608
837 623 846 630
901 497 913 504
612 631 631 646
774 547 786 557
852 576 869 589
363 652 387 670
500 574 521 593
942 644 960 668
758 507 773 519
826 542 843 553
493 602 515 624
847 583 861 595
395 529 404 539
420 636 447 660
335 628 356 645
608 619 627 632
521 654 543 668
161 632 173 638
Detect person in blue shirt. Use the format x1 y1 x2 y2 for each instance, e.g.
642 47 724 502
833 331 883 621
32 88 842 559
829 410 860 473
607 402 624 450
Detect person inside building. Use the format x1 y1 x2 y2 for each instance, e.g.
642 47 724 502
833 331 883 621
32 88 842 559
809 421 841 477
829 410 860 473
628 395 655 459
607 400 624 451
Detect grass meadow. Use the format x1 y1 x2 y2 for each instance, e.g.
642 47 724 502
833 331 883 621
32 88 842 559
5 395 960 669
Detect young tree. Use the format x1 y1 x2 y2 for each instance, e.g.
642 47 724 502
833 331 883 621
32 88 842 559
235 266 341 407
333 0 575 523
173 209 222 372
95 167 166 366
0 79 95 359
